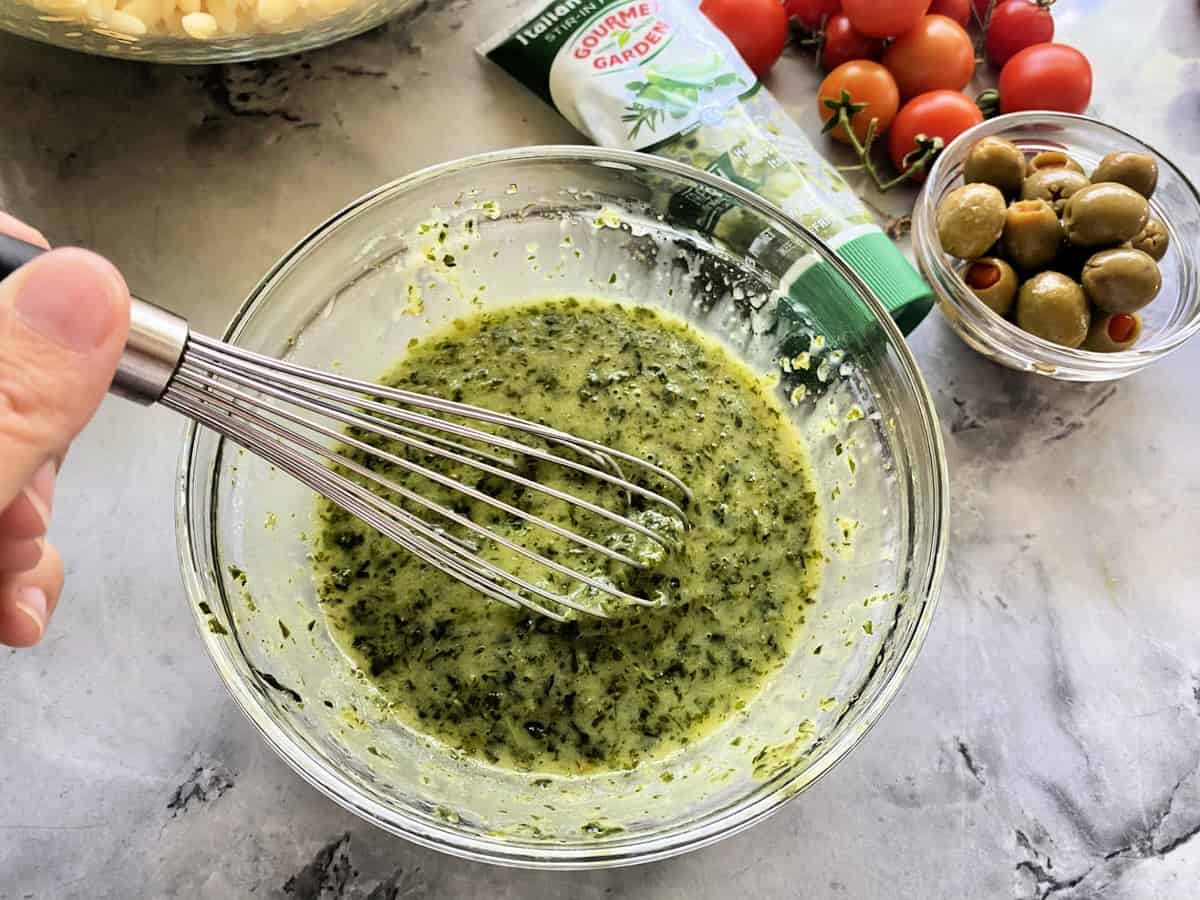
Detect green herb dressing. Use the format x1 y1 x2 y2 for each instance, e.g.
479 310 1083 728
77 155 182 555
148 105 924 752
312 298 823 774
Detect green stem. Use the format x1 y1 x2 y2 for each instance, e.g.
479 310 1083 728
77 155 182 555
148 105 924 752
832 103 938 193
787 19 824 64
875 153 935 191
972 0 999 30
971 0 999 59
976 88 1001 119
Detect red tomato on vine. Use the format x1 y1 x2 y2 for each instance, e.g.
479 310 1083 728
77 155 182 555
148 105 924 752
786 0 842 29
842 0 931 38
818 60 901 144
701 0 790 76
821 13 883 71
928 0 970 26
881 14 976 99
999 43 1092 114
888 90 984 176
986 0 1055 67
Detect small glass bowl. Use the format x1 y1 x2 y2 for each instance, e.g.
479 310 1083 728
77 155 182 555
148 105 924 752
913 112 1200 382
0 0 411 63
178 147 949 867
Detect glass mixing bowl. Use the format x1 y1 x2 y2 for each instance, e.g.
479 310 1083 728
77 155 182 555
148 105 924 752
913 112 1200 382
0 0 411 62
177 146 948 868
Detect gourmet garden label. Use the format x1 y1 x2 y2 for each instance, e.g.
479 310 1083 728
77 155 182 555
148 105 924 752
489 0 754 152
482 0 935 334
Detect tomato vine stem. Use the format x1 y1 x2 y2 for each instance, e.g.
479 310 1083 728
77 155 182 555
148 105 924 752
975 88 1000 118
821 90 944 192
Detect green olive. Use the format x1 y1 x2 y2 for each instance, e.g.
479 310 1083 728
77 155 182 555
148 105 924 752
1082 311 1143 352
1129 219 1170 261
1028 150 1085 175
1002 199 1063 270
960 257 1019 316
1016 272 1090 347
1081 247 1162 313
964 137 1027 195
1062 183 1150 247
937 183 1007 259
1092 152 1158 198
1021 168 1089 212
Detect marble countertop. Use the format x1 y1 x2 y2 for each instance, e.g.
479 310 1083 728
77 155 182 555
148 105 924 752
2 1 1199 897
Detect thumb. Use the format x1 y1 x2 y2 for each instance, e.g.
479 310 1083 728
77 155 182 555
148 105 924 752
0 248 131 504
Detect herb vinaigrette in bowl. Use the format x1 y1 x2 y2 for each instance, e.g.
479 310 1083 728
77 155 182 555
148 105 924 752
311 297 824 774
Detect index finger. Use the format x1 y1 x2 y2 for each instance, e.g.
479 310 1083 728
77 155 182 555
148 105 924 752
0 211 51 250
0 212 64 479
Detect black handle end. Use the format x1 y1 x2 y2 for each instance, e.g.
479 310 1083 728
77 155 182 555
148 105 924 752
0 234 46 279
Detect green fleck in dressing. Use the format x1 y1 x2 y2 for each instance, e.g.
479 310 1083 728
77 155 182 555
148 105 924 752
751 719 817 780
582 821 624 837
312 298 822 774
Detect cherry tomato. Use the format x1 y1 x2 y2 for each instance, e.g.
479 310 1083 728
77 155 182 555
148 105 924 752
928 0 970 26
786 0 841 29
986 0 1054 67
999 43 1092 114
701 0 790 77
888 89 984 175
818 60 901 144
842 0 931 38
882 15 975 99
821 13 883 71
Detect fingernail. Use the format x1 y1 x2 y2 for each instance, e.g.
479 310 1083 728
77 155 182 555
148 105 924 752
13 249 123 352
29 459 56 512
13 586 47 640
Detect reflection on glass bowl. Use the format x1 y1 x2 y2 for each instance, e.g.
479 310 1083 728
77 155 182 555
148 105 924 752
0 0 413 63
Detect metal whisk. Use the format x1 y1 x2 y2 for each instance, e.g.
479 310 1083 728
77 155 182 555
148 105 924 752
0 236 690 622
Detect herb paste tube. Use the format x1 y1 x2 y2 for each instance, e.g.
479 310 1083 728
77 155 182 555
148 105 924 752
480 0 933 334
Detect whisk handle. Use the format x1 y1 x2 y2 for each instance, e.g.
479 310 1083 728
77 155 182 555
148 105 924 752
0 234 188 405
0 232 44 274
111 299 189 405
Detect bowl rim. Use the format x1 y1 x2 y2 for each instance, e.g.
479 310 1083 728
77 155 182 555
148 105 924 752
0 1 405 64
176 144 950 868
913 111 1200 380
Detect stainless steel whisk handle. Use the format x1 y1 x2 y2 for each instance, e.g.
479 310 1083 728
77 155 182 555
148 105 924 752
0 234 188 406
111 299 189 405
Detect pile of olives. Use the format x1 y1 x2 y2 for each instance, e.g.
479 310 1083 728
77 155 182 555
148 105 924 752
936 136 1170 352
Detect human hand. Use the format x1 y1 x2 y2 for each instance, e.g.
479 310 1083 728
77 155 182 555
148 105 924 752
0 212 131 647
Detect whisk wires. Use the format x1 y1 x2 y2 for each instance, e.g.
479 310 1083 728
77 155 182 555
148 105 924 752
161 334 691 622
